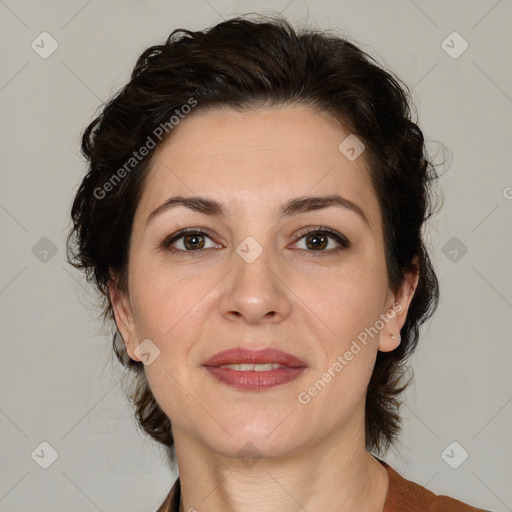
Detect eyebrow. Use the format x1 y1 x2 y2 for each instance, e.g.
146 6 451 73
146 194 371 229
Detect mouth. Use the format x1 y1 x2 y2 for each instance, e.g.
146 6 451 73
202 348 307 391
202 347 307 368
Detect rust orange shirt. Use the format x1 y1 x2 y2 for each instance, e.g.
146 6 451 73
155 458 491 511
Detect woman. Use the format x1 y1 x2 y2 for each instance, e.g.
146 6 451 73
67 14 490 512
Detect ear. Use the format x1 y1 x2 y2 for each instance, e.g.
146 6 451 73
378 256 420 353
109 277 141 362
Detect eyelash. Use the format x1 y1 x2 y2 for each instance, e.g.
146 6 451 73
160 226 350 257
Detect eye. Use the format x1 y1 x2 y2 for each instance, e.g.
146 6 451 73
161 228 220 254
292 227 350 255
160 226 350 256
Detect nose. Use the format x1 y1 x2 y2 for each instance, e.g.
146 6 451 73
219 243 292 325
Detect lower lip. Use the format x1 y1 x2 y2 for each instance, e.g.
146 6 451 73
204 366 306 390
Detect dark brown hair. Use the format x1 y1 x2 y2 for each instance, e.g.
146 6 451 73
67 13 442 457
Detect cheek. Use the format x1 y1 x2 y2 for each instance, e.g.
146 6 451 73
292 266 387 407
128 262 218 404
294 261 387 335
129 260 210 338
129 269 208 423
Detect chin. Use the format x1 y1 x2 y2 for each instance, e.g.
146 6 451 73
202 419 309 463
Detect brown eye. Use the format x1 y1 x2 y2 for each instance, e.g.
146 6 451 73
162 229 220 253
181 233 206 250
294 228 350 255
304 232 329 250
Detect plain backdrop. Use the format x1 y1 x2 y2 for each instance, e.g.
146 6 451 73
0 1 511 511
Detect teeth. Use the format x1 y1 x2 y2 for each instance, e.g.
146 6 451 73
218 363 282 371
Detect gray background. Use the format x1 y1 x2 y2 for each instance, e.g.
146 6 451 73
0 0 511 511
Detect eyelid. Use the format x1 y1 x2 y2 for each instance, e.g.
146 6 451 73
161 227 220 250
161 226 350 254
291 226 350 251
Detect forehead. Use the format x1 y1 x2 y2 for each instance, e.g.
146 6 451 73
136 105 381 232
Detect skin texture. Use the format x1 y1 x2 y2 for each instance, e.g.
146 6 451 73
110 105 419 512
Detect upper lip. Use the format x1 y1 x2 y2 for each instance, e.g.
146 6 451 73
202 348 307 368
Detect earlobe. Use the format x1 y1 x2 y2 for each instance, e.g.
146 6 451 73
379 327 402 352
108 280 141 362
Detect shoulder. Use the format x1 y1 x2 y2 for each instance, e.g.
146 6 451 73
379 459 492 512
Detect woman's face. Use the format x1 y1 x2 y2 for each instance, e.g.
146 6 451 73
112 105 416 460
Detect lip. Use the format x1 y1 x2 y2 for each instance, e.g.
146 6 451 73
202 348 308 391
202 348 307 368
204 366 306 390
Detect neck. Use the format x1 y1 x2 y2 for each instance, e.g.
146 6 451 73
173 418 389 512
